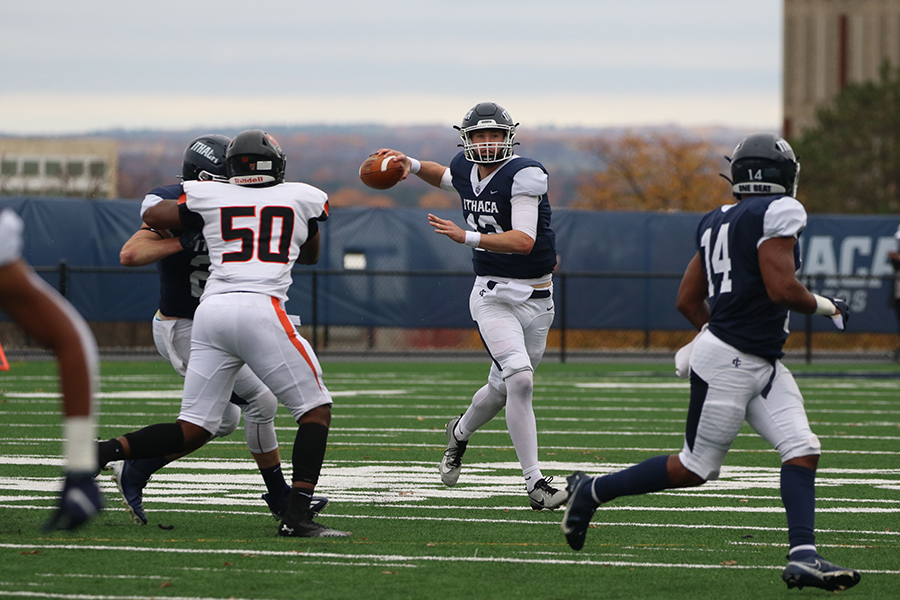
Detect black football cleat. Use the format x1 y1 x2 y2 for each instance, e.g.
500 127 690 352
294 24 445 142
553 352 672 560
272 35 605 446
278 511 350 538
263 489 329 520
560 471 599 551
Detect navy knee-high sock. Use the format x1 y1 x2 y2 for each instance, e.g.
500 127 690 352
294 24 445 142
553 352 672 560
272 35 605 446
781 463 817 557
589 455 671 504
260 463 290 497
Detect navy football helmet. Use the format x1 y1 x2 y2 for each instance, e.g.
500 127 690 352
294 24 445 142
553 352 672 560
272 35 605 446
182 134 230 181
455 102 518 164
730 133 800 198
225 129 286 186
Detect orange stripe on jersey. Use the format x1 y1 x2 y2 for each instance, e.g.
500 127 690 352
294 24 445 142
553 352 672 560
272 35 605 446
322 201 329 218
0 339 9 371
270 297 323 391
177 193 187 205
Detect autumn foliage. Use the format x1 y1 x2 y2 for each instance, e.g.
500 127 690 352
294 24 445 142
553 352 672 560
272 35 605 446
575 131 734 212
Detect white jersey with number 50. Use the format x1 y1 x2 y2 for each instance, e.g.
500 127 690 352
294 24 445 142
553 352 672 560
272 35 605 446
179 180 328 303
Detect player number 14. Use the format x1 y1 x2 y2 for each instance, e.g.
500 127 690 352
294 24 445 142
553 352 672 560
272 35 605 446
700 224 732 296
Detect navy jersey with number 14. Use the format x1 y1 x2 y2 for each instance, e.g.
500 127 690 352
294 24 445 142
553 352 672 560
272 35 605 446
697 194 807 361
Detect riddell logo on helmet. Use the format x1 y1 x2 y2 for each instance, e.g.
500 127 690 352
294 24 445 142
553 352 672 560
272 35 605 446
232 175 265 185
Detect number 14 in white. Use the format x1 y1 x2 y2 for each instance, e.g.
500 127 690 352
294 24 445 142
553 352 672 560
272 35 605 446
700 224 732 296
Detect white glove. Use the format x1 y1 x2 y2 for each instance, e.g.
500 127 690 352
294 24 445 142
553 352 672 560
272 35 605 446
675 324 708 380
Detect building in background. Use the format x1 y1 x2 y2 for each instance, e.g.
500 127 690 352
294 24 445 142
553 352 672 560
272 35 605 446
0 138 118 199
784 0 900 137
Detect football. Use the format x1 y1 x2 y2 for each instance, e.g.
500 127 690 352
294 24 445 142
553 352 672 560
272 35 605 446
359 154 404 190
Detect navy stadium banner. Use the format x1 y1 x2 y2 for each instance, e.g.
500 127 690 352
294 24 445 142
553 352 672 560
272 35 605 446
1 197 898 333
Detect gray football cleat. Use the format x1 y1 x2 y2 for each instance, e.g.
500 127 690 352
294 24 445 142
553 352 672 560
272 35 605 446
439 416 467 487
782 555 861 591
528 476 568 510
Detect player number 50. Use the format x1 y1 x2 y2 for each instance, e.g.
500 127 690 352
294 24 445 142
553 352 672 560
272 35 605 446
221 206 295 264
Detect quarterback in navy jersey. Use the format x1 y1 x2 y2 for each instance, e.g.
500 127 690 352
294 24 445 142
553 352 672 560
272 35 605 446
560 133 860 592
376 102 567 511
115 135 326 526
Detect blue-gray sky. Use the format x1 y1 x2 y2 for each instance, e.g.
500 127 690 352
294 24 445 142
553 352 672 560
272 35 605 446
0 0 782 134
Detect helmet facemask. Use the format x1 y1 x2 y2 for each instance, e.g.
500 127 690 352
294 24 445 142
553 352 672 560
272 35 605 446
454 102 519 164
457 123 517 164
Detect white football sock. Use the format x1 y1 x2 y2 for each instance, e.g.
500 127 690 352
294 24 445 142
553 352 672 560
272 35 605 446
457 383 506 440
504 370 541 487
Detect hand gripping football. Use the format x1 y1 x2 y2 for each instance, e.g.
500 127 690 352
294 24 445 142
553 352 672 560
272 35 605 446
359 154 404 190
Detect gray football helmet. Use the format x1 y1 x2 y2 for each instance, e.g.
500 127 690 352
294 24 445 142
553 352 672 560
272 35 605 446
730 133 800 197
455 102 518 164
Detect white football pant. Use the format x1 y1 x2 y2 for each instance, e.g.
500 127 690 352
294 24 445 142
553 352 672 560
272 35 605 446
679 329 821 481
179 293 332 435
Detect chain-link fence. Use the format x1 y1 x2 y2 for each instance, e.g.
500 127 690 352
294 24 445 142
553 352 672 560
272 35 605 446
2 263 898 364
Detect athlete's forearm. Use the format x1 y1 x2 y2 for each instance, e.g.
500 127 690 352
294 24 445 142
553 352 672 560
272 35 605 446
415 162 448 188
676 253 710 329
120 230 182 266
474 229 535 254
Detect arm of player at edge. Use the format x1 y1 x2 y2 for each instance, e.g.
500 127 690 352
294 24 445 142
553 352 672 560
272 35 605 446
0 260 95 419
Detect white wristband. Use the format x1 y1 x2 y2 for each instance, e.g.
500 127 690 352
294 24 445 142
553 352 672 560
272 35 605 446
408 157 421 174
464 231 482 248
813 294 837 316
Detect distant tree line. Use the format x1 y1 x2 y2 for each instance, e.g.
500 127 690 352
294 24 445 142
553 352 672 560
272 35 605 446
791 61 900 215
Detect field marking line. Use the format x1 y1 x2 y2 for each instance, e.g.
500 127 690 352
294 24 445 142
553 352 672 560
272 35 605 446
2 543 898 576
0 591 277 600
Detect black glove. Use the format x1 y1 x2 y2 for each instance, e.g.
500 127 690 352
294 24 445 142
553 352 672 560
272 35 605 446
179 230 202 250
44 472 103 531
